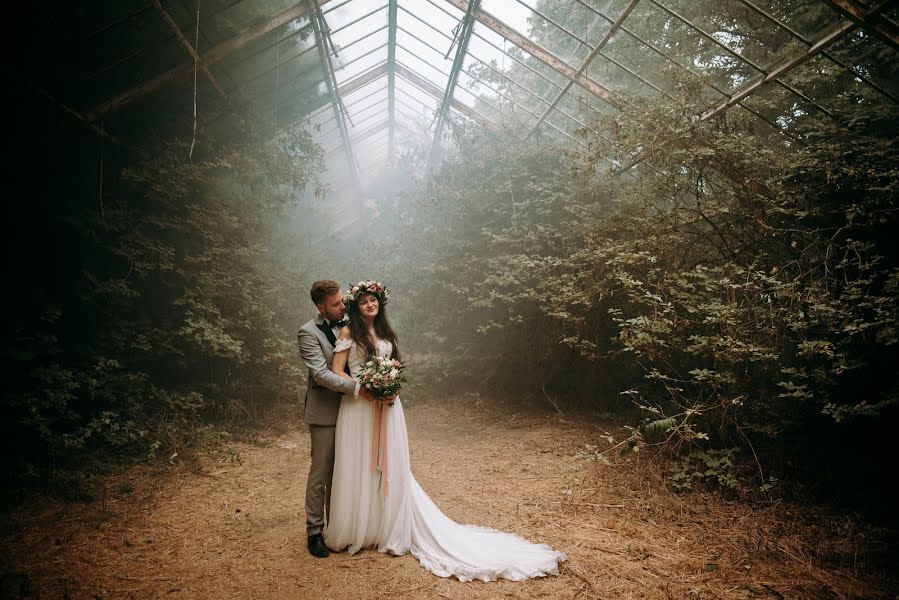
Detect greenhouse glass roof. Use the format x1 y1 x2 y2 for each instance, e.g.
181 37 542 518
21 0 899 197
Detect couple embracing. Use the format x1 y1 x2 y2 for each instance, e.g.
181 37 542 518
297 279 566 582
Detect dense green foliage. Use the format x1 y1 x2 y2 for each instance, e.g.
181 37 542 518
352 0 899 510
5 125 322 499
377 77 898 506
6 0 897 520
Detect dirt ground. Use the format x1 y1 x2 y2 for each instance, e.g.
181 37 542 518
1 398 896 599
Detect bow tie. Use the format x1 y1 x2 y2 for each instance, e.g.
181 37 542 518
327 318 348 329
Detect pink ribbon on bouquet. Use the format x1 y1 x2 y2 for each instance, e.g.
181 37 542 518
370 401 389 497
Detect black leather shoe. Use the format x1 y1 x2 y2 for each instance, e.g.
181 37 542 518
307 533 329 558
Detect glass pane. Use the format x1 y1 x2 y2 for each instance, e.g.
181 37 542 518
349 98 387 123
398 0 463 42
623 1 757 96
341 75 388 104
482 0 599 60
738 77 832 138
472 23 568 100
585 42 669 102
395 95 433 119
743 0 843 41
657 0 807 72
335 46 387 84
332 26 388 65
825 29 899 101
348 108 384 130
344 87 389 114
396 46 451 87
597 27 693 101
205 0 297 40
396 79 441 112
464 42 547 108
397 27 452 67
326 3 388 41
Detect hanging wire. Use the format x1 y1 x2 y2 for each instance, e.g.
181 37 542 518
188 0 200 161
501 37 506 122
98 118 105 222
274 28 280 126
446 21 463 58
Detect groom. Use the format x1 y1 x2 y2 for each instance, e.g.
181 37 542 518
297 280 373 558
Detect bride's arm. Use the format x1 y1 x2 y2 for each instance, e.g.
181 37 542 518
330 327 353 381
331 328 377 401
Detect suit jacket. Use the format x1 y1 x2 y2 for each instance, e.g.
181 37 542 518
297 315 358 425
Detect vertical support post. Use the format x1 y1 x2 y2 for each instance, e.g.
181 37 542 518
387 0 398 166
426 0 480 173
310 0 358 189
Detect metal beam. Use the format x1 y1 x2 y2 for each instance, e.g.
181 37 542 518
267 63 389 135
16 73 136 152
88 0 338 121
824 0 899 51
395 24 583 127
618 17 859 174
738 0 897 102
700 19 858 121
443 0 627 112
403 2 597 120
394 63 498 132
427 0 480 172
526 0 641 140
647 0 839 121
387 0 398 165
151 0 227 98
310 0 358 188
568 0 809 140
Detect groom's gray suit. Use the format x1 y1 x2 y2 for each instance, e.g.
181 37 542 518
297 314 359 537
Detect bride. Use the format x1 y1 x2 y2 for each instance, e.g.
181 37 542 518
323 280 566 582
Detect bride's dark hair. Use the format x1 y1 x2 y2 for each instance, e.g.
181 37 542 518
347 292 401 360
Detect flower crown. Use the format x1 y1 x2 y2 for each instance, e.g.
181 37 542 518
344 280 389 306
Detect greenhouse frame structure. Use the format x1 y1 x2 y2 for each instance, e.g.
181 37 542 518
25 0 899 193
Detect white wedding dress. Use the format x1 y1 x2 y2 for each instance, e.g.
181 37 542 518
324 338 566 582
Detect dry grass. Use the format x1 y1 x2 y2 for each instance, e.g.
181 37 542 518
1 397 896 599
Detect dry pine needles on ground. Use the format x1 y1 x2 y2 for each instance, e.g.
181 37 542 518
1 398 896 599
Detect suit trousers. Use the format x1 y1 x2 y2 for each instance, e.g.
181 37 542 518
305 424 336 536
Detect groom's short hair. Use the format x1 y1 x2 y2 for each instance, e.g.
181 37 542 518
310 280 341 305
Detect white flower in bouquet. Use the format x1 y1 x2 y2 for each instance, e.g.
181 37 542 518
357 355 405 401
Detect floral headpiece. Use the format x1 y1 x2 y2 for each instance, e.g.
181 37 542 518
344 280 389 306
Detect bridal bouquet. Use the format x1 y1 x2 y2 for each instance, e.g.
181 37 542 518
357 355 405 400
